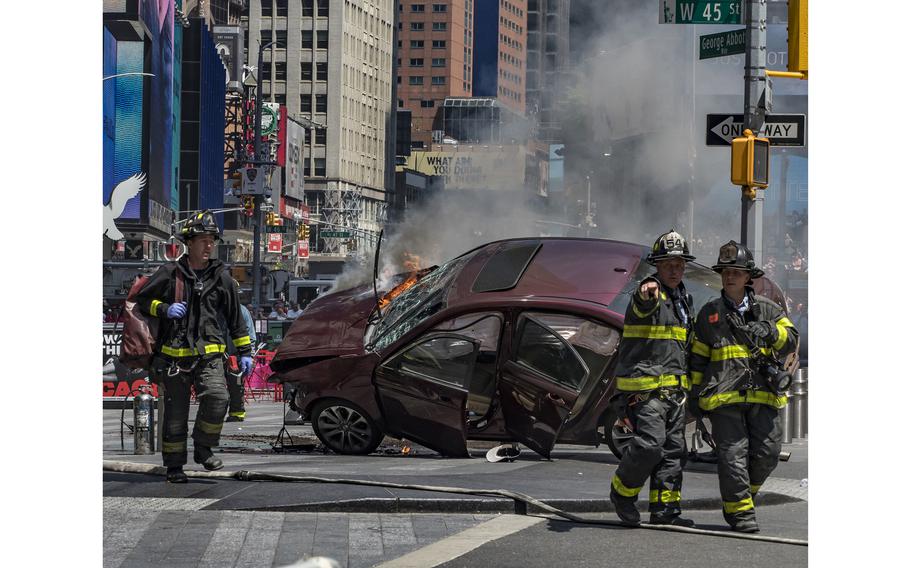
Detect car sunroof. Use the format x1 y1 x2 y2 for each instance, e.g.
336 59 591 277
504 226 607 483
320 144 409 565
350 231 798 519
471 241 542 293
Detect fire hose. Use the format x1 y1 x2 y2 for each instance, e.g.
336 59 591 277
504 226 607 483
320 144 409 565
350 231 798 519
103 460 808 547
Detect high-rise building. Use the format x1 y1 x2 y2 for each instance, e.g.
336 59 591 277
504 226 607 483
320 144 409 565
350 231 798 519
244 0 396 260
396 1 474 149
472 0 527 115
525 0 569 142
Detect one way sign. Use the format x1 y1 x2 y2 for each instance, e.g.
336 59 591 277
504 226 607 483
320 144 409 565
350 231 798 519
706 114 806 147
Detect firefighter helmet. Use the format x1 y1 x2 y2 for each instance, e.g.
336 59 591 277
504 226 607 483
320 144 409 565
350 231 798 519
178 210 222 242
646 229 696 265
712 240 764 278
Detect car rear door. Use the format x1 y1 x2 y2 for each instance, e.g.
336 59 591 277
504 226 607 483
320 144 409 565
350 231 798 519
373 334 478 457
498 312 616 459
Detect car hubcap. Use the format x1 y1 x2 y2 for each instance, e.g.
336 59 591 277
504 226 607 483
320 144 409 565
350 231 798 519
317 405 374 452
612 419 634 455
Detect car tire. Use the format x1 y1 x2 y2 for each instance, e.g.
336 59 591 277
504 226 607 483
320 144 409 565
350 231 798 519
311 399 383 455
600 408 635 460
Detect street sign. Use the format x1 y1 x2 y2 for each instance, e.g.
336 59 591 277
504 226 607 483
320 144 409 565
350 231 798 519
264 225 287 233
660 1 743 24
297 239 309 259
261 102 279 135
699 29 745 59
320 230 351 239
706 114 806 147
267 233 282 253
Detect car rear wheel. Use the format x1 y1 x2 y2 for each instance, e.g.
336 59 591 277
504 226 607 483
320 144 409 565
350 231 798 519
311 399 382 455
600 408 635 460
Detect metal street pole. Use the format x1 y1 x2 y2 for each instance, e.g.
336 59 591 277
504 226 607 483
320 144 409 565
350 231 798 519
251 40 279 312
741 0 767 266
585 175 592 238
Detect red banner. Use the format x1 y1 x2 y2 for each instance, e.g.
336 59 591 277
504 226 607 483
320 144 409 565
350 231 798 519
268 233 282 252
298 239 309 258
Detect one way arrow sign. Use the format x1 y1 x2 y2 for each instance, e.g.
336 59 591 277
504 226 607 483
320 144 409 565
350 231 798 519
706 114 806 147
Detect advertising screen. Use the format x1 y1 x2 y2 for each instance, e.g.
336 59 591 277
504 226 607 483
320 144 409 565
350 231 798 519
141 0 175 210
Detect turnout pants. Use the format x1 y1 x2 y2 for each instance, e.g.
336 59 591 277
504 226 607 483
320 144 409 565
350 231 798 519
158 356 229 467
611 389 687 515
225 363 246 418
707 403 783 526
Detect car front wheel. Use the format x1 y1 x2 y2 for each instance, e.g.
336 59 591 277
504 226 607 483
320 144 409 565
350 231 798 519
311 399 382 455
600 408 635 460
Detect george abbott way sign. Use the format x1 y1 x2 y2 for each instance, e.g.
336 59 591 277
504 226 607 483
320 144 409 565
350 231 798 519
706 114 806 147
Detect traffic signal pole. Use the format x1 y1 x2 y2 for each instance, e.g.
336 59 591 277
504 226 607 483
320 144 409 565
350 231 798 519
251 40 278 313
741 0 767 265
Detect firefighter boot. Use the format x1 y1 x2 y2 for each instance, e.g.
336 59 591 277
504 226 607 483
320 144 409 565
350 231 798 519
725 511 760 533
649 511 696 527
610 489 641 526
166 466 188 483
193 445 224 471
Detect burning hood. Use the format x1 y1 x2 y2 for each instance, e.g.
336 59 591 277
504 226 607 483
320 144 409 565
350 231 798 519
272 283 378 364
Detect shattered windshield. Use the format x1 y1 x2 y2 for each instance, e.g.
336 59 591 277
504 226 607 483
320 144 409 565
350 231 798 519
367 253 476 352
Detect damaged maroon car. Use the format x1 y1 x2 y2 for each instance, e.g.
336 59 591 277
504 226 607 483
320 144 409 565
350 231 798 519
269 237 731 459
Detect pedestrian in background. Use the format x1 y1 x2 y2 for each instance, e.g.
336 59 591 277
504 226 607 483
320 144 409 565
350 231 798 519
689 241 799 532
286 302 303 319
609 229 697 527
225 283 257 422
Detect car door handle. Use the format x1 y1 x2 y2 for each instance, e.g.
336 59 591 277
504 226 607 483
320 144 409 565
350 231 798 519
547 393 567 407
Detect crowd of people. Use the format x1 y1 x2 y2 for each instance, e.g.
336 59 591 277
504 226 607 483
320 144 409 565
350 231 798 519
249 301 304 321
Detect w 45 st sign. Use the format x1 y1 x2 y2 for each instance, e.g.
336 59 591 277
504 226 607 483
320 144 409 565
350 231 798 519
660 1 743 24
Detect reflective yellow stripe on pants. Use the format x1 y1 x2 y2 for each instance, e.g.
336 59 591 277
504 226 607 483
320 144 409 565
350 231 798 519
723 496 755 514
649 489 681 504
611 475 642 498
699 390 788 411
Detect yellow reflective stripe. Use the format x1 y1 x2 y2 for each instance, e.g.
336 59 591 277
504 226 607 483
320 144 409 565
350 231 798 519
228 411 246 418
196 420 223 435
622 325 687 341
150 300 162 317
691 371 703 386
710 344 772 361
632 302 659 319
611 475 642 498
772 317 793 351
232 335 251 347
616 374 687 391
700 390 788 411
692 339 710 357
723 497 754 514
649 489 681 504
162 441 186 453
660 292 667 301
750 484 762 495
161 345 197 358
203 344 226 354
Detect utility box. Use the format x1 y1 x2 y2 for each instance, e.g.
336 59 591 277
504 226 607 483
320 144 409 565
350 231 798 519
731 129 770 188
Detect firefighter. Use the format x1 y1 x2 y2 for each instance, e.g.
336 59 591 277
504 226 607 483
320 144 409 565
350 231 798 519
224 286 256 422
689 241 798 532
609 229 696 527
135 211 253 483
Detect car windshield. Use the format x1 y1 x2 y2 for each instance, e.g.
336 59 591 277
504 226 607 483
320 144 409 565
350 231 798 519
607 248 722 314
366 252 475 352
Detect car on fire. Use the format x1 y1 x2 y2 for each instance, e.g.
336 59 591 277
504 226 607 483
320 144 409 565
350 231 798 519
269 237 791 459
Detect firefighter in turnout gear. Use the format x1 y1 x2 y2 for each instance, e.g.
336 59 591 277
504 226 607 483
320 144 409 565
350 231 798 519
609 230 697 527
689 241 798 533
135 211 253 483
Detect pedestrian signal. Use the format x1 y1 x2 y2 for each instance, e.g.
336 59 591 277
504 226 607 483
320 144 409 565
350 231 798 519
731 129 770 191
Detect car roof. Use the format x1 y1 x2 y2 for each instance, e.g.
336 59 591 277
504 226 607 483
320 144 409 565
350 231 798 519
446 237 647 312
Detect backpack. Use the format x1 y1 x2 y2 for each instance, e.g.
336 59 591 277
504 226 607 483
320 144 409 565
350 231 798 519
118 268 184 369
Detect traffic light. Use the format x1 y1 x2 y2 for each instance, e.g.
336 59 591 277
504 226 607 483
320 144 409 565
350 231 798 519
266 212 277 226
242 196 254 217
788 0 808 75
731 129 770 192
303 225 310 239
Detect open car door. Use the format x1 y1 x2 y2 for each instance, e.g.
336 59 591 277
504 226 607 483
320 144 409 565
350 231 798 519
373 334 479 457
498 312 617 459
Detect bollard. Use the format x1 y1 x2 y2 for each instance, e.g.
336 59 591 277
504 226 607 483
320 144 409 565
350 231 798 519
790 368 808 439
780 393 792 444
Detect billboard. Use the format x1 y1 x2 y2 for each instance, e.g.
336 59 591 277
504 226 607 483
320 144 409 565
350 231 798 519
213 25 245 94
404 146 527 191
284 115 306 200
141 0 175 213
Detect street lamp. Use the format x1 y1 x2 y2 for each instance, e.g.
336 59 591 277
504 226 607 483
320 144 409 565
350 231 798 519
250 40 283 311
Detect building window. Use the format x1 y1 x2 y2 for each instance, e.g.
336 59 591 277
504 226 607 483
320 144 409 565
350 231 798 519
314 158 326 177
411 22 424 31
316 62 328 81
397 75 401 84
315 94 327 113
315 130 327 145
275 30 287 45
274 61 287 80
274 94 286 105
260 30 272 45
409 76 424 85
276 0 288 17
410 39 424 48
431 76 445 85
432 57 445 67
300 94 312 112
301 62 312 80
398 99 404 107
316 30 328 49
420 100 435 108
432 22 447 31
301 30 313 47
432 4 447 12
432 39 446 48
303 0 314 16
411 3 425 12
409 58 424 67
260 0 273 17
317 0 329 17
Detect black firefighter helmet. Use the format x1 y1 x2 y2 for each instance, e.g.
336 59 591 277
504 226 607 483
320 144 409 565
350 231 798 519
178 210 222 243
712 240 764 278
646 229 696 265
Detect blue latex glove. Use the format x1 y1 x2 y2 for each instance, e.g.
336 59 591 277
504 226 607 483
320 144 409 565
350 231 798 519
240 356 253 377
166 302 187 319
